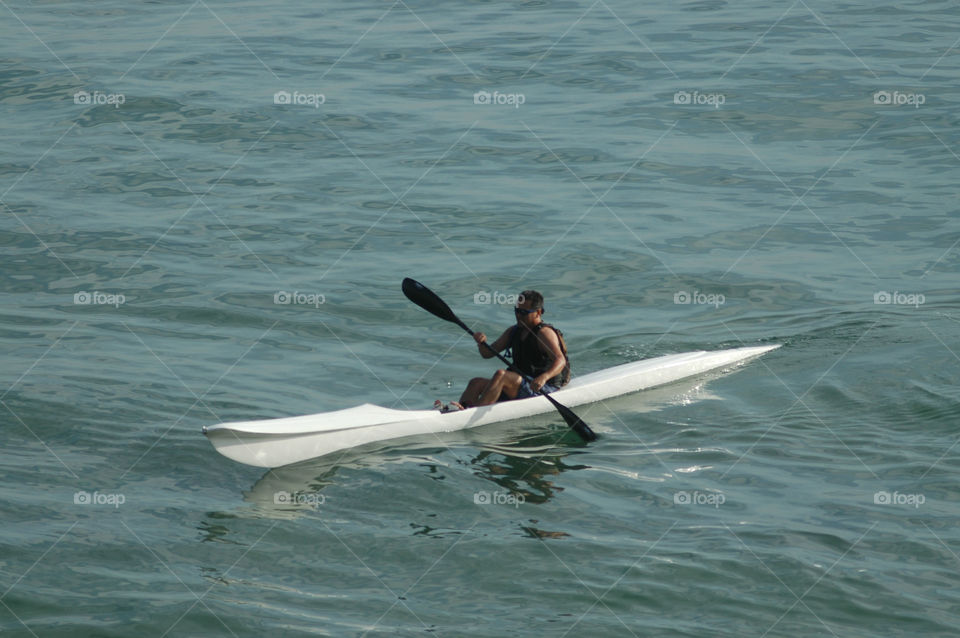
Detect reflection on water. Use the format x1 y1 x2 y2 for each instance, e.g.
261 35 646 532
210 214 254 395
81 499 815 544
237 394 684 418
198 518 247 545
470 431 590 506
521 525 571 540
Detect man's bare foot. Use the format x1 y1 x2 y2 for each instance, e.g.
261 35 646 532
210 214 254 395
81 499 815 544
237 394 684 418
433 400 465 413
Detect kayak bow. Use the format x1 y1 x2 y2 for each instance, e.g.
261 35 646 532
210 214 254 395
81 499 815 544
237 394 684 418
203 344 779 468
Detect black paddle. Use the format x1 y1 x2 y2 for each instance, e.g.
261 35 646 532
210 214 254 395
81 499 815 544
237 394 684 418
401 277 597 442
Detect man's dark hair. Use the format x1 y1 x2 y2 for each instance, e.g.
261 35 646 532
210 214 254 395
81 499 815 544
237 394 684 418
519 290 544 310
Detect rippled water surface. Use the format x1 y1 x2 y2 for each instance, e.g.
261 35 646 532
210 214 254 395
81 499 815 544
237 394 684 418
2 1 959 636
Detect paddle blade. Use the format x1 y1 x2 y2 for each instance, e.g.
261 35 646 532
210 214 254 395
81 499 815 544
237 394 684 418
402 278 470 332
542 392 597 441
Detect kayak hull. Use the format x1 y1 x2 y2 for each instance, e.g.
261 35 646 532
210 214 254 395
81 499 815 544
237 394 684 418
204 344 779 468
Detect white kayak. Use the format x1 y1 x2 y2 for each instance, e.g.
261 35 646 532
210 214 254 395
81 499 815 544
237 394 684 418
203 344 779 468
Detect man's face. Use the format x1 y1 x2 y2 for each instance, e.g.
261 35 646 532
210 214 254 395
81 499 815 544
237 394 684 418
514 299 540 326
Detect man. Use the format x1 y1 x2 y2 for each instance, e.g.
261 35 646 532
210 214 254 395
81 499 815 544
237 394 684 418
436 290 570 411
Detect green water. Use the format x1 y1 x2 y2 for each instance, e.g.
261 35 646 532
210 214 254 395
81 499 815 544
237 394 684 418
2 1 959 636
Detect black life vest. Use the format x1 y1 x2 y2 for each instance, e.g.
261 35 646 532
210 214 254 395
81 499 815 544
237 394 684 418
507 322 571 387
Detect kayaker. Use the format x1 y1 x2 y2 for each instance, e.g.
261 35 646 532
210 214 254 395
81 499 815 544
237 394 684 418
436 290 570 411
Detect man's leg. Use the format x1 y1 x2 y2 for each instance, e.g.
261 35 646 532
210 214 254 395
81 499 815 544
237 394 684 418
472 369 523 406
457 377 489 407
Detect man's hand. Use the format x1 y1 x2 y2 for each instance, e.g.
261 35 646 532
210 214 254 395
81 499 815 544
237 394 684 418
474 332 493 356
529 375 549 393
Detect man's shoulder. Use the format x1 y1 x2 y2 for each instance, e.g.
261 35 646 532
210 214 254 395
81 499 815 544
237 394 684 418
535 323 561 340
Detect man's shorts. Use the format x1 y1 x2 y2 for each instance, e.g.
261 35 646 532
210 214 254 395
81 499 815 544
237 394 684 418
514 378 559 400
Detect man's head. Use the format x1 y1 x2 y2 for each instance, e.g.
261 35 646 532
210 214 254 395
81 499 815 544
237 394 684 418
514 290 544 325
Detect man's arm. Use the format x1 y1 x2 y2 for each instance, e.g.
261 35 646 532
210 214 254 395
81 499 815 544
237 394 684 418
531 328 566 390
473 327 513 359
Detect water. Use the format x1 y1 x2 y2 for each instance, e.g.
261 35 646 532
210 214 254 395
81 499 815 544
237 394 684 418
2 0 959 635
